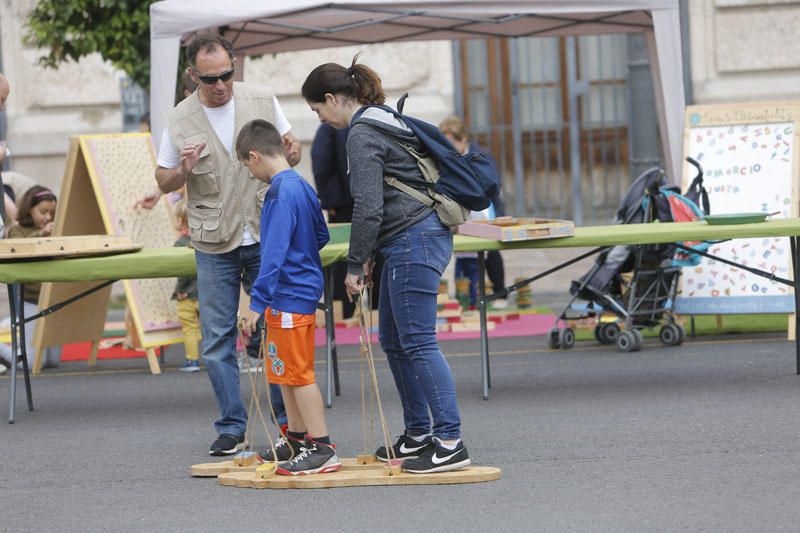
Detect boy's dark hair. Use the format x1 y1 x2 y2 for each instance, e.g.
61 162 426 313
236 119 286 161
17 185 56 228
186 34 235 67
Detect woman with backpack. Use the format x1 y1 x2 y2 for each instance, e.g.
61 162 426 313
302 56 470 473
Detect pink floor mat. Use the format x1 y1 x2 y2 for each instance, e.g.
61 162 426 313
313 313 557 347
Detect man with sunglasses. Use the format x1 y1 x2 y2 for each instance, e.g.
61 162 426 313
153 34 300 457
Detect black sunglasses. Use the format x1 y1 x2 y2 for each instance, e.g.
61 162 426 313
196 67 235 85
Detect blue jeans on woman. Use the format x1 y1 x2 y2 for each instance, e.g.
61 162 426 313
195 244 286 437
377 212 462 440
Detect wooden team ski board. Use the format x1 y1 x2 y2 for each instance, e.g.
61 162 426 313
216 465 501 489
192 457 382 477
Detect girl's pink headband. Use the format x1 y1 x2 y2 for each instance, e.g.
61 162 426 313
33 189 55 199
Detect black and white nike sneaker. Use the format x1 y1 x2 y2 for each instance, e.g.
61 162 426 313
401 437 471 474
375 434 433 462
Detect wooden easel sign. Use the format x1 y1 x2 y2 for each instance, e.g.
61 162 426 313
34 133 183 374
675 101 800 317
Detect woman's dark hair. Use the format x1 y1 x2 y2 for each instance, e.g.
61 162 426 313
17 185 56 228
301 54 385 105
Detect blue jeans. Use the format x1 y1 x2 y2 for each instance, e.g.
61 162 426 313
377 212 462 440
195 244 286 437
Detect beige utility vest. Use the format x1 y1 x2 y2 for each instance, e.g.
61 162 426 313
164 82 276 253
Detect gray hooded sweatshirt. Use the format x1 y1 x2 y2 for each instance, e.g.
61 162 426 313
345 106 435 275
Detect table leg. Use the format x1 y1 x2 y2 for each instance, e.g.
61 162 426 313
17 285 33 412
792 238 800 374
323 266 335 408
478 252 490 400
7 284 18 423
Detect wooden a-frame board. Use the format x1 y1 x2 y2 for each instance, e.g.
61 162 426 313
33 134 183 374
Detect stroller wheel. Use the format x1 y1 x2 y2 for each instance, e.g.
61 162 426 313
631 329 644 350
659 324 682 346
601 323 621 345
594 324 605 344
547 327 561 349
559 327 575 350
616 330 639 353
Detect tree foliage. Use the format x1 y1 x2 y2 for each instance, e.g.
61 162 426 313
25 0 155 89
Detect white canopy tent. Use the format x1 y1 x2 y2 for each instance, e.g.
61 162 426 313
149 0 685 197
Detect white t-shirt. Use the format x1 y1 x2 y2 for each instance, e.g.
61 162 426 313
156 95 291 245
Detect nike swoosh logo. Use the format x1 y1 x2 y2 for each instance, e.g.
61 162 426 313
399 442 427 454
431 449 463 465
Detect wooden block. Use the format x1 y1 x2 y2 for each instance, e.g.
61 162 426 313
217 465 502 489
436 323 451 333
446 316 463 324
357 454 377 465
461 312 480 323
0 235 142 260
450 321 496 332
256 463 277 479
437 308 462 318
335 317 359 329
487 315 505 324
384 464 402 476
443 301 462 310
457 217 574 242
232 451 259 467
436 293 449 304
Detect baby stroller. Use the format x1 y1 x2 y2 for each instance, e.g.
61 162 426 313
548 158 708 352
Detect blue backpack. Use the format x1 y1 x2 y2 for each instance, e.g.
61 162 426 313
352 96 500 214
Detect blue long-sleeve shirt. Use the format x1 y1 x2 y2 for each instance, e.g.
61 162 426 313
250 169 330 316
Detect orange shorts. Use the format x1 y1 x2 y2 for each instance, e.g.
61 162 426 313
264 307 316 386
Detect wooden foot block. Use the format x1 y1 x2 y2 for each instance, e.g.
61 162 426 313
233 451 259 467
384 464 402 476
256 463 277 479
356 454 377 465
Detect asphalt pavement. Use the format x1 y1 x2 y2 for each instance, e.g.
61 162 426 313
2 331 800 531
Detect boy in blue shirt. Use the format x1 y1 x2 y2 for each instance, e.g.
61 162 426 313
237 119 338 476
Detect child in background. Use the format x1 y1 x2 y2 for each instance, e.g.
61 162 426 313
454 204 495 309
236 119 339 476
0 185 62 370
172 199 202 372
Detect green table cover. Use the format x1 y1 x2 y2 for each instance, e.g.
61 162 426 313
2 219 800 284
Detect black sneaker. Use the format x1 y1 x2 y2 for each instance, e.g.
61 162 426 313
276 439 342 476
257 435 304 463
402 437 471 474
209 433 246 456
375 434 433 462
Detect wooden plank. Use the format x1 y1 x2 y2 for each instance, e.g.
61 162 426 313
191 457 384 478
217 465 501 489
0 235 141 260
458 217 575 242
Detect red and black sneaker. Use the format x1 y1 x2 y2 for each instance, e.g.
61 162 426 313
276 438 342 476
257 434 304 463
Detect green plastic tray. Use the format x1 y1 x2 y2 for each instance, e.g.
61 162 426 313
703 213 769 225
